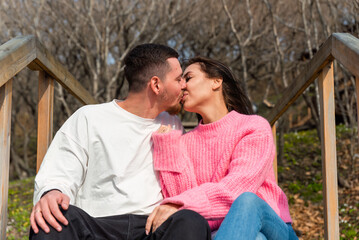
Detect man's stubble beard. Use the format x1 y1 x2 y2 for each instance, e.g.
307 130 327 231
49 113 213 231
161 89 183 116
166 103 182 115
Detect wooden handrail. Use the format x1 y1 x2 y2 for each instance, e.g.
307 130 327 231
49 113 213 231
331 33 359 77
0 36 97 104
0 36 98 239
267 33 359 125
267 33 359 240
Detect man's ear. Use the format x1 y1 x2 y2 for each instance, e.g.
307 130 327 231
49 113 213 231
212 78 223 91
150 76 161 95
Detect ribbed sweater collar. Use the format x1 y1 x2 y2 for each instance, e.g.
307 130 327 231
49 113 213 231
195 110 239 134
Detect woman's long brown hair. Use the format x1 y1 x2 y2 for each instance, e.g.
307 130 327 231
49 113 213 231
186 57 254 119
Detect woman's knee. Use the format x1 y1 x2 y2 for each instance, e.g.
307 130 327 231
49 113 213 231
231 192 261 210
256 232 267 240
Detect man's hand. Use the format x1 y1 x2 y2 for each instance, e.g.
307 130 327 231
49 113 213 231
30 190 70 234
145 204 180 235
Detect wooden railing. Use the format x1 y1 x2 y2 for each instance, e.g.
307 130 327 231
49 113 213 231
269 33 359 240
0 33 358 239
0 35 98 239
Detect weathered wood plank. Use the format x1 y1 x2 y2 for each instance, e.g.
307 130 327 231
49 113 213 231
318 62 339 240
272 123 278 183
331 33 359 77
37 72 54 172
356 76 359 142
0 80 12 240
267 35 334 125
0 35 96 105
34 39 97 105
0 36 36 88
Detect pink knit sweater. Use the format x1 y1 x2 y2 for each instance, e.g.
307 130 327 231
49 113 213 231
152 111 292 230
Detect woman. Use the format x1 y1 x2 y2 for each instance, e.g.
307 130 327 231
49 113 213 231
150 57 298 239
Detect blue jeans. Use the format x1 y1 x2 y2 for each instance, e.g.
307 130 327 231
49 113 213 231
214 192 298 240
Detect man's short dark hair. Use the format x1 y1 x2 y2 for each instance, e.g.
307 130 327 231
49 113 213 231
124 44 179 92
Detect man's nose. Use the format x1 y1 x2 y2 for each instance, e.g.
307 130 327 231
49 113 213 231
181 78 187 89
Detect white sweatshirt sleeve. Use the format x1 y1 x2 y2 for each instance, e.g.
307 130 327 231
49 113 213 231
33 108 89 205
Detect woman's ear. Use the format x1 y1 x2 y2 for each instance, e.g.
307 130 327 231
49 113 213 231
150 76 161 95
212 78 223 91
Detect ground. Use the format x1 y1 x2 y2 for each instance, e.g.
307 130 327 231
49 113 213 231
6 177 33 240
6 125 359 239
279 126 359 239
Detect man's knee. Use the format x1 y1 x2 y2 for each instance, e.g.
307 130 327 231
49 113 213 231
29 205 85 240
60 205 84 221
155 209 210 240
172 209 209 230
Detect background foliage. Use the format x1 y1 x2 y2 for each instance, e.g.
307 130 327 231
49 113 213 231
1 0 358 179
1 0 358 239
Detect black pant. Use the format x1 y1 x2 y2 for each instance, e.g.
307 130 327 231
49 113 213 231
29 205 211 240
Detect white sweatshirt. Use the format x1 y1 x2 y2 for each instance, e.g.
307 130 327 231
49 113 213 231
33 100 183 217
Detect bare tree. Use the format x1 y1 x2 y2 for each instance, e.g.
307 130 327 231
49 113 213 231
0 0 358 179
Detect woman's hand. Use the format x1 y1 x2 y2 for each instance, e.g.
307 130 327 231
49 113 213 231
157 124 172 134
145 203 180 235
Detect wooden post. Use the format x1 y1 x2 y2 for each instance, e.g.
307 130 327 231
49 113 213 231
272 123 278 183
356 76 359 141
37 71 54 172
0 80 12 240
318 61 339 240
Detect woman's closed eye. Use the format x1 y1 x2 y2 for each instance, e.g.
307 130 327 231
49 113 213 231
185 76 192 82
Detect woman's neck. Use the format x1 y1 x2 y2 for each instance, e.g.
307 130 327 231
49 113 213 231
199 105 229 124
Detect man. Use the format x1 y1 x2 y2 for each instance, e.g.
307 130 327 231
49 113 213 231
30 44 211 240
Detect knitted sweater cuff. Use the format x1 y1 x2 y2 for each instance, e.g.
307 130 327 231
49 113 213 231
152 130 183 172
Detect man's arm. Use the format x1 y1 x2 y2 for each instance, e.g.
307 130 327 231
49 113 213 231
31 108 89 233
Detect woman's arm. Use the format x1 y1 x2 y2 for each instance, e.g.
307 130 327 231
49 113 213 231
152 129 198 197
153 120 275 220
